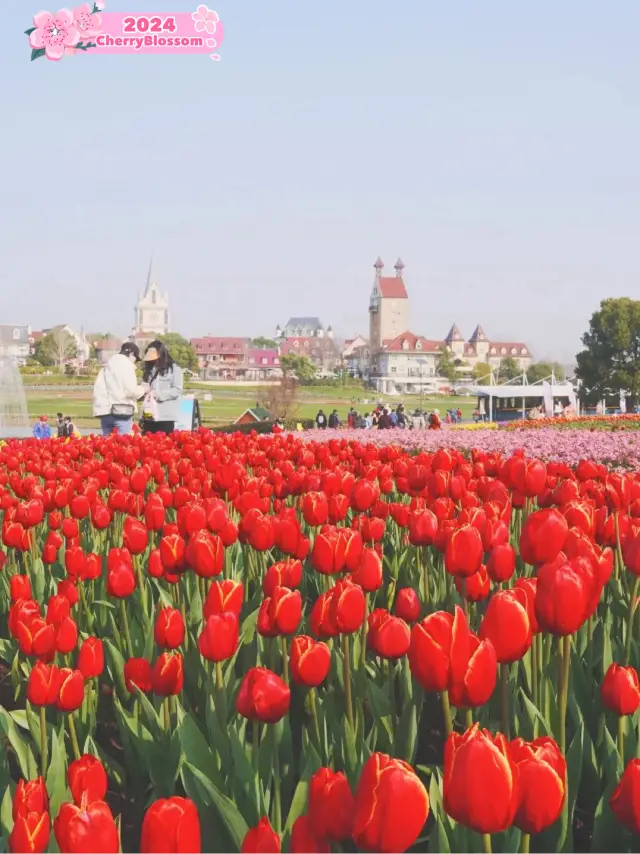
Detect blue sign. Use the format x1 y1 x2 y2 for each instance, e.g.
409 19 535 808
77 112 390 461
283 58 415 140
176 396 199 431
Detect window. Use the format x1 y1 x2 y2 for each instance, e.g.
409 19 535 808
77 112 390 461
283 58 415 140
402 340 409 350
152 290 156 304
274 358 280 365
294 341 299 348
13 328 20 340
521 348 527 355
511 348 517 355
261 357 268 365
501 347 507 355
391 367 397 373
416 341 422 350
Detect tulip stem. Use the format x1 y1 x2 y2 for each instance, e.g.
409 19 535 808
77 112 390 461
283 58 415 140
39 706 48 777
280 637 289 686
520 832 530 854
360 594 369 670
309 688 322 760
531 635 538 708
465 708 473 728
500 664 510 739
482 832 492 854
618 715 625 761
558 635 571 755
215 660 224 693
163 697 171 731
67 713 81 761
625 578 640 666
272 733 282 835
388 660 397 742
252 719 260 771
120 598 133 658
342 634 354 729
441 690 453 737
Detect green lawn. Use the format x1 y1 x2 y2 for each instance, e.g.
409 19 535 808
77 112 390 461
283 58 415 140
24 385 477 427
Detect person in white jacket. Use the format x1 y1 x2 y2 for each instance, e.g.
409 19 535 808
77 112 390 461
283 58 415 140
92 342 147 436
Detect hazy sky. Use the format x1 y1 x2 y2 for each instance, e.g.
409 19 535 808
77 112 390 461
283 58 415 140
1 1 639 364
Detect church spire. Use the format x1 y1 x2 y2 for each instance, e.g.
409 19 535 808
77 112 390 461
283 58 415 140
144 252 154 296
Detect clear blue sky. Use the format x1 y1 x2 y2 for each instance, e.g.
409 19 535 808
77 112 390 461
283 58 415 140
1 0 639 364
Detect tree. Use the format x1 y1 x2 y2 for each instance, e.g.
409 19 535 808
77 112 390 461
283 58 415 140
34 328 77 370
280 353 317 382
258 376 299 421
497 357 522 382
472 362 492 385
156 333 198 372
526 361 566 384
251 337 278 349
437 346 458 382
575 298 640 403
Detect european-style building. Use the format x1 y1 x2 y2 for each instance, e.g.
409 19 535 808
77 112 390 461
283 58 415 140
132 257 170 350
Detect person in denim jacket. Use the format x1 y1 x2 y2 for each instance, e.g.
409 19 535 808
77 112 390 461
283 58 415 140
141 340 184 434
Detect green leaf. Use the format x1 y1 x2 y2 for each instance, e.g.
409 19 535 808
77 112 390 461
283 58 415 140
0 785 13 838
46 726 69 819
181 762 249 851
176 704 223 789
284 778 309 835
103 639 128 702
397 696 418 763
0 706 37 779
24 27 36 36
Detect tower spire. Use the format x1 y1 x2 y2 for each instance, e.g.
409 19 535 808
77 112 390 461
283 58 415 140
144 252 154 296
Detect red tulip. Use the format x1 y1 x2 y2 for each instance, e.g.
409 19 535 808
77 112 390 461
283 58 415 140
601 663 640 716
27 662 61 706
77 638 104 679
203 579 243 620
443 725 518 833
123 517 148 555
140 796 201 853
479 589 532 663
519 508 568 566
241 817 281 853
154 607 185 650
329 578 366 634
308 768 354 842
9 811 50 854
106 561 136 599
124 658 152 694
290 635 331 687
185 530 224 578
236 667 290 723
445 525 483 578
56 669 85 712
510 737 566 834
367 609 411 659
301 492 329 527
610 759 640 834
198 612 239 662
352 753 430 852
535 554 596 636
67 755 108 805
151 653 184 696
394 588 421 623
13 778 49 819
53 800 119 853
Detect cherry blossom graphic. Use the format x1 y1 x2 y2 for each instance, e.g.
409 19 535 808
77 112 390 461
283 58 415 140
73 3 102 41
28 9 80 61
192 4 219 35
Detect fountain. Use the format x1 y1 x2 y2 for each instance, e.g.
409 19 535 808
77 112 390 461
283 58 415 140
0 358 30 438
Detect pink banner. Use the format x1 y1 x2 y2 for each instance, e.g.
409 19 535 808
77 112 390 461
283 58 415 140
94 11 224 55
25 4 224 61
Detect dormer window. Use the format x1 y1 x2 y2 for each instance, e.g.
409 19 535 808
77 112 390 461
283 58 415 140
521 348 527 355
402 340 409 350
416 341 422 350
511 348 517 355
294 341 299 348
490 347 496 354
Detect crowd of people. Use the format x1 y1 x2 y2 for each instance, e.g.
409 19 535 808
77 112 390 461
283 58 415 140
314 403 443 431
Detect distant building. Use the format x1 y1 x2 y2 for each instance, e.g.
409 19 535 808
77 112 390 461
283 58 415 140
276 317 331 339
0 325 31 365
367 257 532 393
131 257 170 350
41 325 91 369
246 349 282 381
191 336 252 380
92 338 122 366
234 406 272 425
279 336 341 373
343 335 370 378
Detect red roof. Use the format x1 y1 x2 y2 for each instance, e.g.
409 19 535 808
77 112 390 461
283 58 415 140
378 276 408 299
248 349 280 367
487 341 530 355
191 337 250 354
384 331 442 353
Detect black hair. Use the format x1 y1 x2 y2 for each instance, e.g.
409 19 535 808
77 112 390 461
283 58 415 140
120 342 141 361
143 340 175 381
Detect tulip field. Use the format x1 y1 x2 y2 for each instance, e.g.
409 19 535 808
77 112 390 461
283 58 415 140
2 431 640 853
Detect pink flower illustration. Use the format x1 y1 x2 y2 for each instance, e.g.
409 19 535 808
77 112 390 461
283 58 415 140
192 4 219 34
73 3 102 41
29 9 79 61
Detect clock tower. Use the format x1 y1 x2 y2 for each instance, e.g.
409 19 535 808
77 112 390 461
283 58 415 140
132 256 170 346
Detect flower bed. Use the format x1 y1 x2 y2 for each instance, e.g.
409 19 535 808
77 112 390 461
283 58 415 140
505 415 640 432
302 426 640 469
0 431 639 852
